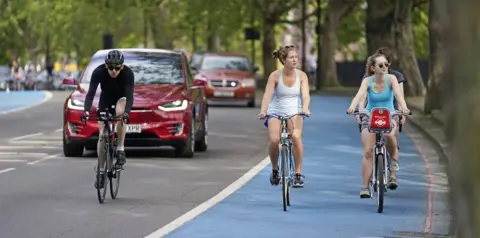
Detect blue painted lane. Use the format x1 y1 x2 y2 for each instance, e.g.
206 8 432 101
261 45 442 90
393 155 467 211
166 96 430 238
0 91 47 113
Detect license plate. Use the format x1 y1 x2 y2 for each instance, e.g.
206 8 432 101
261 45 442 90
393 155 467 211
126 124 142 133
214 91 234 97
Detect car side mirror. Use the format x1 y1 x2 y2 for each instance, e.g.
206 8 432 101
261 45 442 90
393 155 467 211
252 65 259 73
62 77 77 88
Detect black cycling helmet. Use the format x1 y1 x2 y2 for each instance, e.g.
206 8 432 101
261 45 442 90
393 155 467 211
105 50 124 66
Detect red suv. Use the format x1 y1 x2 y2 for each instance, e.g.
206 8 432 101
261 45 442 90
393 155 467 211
192 53 258 107
62 48 208 158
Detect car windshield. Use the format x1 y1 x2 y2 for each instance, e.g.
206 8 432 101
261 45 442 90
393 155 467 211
190 52 204 68
200 56 251 71
81 51 184 85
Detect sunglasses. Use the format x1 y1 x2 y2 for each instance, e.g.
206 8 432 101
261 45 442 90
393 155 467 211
106 64 122 71
377 62 389 68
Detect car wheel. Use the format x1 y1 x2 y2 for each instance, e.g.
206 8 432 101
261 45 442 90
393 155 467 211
174 117 195 158
195 111 208 152
63 127 84 157
247 98 255 108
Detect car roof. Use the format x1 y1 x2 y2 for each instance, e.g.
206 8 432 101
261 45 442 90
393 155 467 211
93 48 183 57
204 52 247 58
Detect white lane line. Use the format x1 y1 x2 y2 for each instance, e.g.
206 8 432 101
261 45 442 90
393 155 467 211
0 168 16 174
28 153 62 165
0 91 53 116
55 128 63 132
0 145 59 149
208 131 249 139
0 159 27 162
8 140 62 145
143 156 271 238
9 132 44 141
0 152 48 156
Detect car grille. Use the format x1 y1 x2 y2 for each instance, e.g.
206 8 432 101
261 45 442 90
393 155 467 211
210 79 239 88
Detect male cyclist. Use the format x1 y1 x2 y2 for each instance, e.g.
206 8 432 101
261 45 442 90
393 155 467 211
81 50 135 189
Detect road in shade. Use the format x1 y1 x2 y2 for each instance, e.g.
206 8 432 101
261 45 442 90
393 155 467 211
163 95 451 238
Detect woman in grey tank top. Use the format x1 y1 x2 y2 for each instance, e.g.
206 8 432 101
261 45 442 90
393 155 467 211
257 45 311 188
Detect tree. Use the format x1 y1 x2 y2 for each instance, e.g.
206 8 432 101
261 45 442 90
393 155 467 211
445 0 480 237
424 0 447 114
365 0 396 55
319 0 359 87
393 0 425 96
254 0 303 80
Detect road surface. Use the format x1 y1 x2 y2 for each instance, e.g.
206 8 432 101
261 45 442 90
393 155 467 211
0 91 269 238
0 92 451 238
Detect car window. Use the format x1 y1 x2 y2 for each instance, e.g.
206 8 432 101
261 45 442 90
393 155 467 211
200 55 251 71
190 52 204 68
81 51 184 85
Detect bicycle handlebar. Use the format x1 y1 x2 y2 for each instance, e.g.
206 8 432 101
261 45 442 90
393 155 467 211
347 109 412 117
347 109 412 132
265 112 310 120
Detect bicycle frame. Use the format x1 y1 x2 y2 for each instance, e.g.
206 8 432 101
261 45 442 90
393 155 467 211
279 117 295 184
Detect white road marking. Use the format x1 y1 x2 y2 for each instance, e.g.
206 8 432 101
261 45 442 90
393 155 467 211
0 159 27 162
0 91 53 116
10 132 44 141
8 140 62 145
0 145 59 149
143 156 271 238
0 152 48 156
208 131 250 138
55 128 63 132
0 168 15 174
28 153 62 165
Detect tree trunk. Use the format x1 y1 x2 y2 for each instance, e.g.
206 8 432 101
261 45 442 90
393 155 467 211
424 0 447 114
206 16 216 51
261 20 277 81
320 0 358 87
393 0 425 97
365 0 396 55
445 1 480 237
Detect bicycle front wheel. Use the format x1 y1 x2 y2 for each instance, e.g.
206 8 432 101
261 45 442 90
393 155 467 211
376 153 385 213
97 141 108 204
109 150 121 199
281 144 288 211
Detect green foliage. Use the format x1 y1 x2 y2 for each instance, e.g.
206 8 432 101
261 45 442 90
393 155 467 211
0 0 429 69
412 3 429 59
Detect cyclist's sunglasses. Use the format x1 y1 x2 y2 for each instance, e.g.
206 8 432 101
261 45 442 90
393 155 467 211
106 64 122 71
377 62 389 68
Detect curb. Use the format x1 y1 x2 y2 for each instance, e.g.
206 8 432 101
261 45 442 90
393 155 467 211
0 91 53 116
407 105 450 165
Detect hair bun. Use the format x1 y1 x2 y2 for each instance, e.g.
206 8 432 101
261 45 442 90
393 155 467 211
272 47 283 59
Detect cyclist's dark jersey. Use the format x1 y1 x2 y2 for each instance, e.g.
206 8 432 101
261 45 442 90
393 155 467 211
84 65 135 114
362 69 405 109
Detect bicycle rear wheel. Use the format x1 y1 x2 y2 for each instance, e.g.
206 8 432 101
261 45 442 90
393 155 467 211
97 141 108 204
281 144 288 211
376 153 385 213
109 148 121 199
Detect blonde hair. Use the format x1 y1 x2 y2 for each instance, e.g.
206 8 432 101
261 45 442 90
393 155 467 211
272 45 296 65
365 52 385 76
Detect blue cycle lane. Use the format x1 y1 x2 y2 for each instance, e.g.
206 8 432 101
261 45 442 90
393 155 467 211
0 91 48 114
165 95 436 238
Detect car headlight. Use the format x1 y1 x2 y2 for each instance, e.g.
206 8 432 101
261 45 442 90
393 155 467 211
158 100 188 111
67 98 84 110
242 78 256 87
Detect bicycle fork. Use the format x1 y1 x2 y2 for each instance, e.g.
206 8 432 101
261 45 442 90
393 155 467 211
371 134 389 193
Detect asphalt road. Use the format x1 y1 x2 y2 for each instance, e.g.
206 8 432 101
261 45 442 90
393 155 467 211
0 91 268 238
